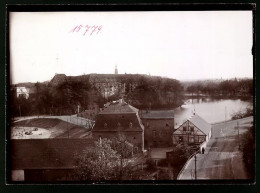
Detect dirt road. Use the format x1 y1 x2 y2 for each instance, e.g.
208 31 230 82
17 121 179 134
178 117 253 180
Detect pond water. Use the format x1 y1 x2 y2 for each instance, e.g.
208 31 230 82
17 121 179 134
174 98 253 126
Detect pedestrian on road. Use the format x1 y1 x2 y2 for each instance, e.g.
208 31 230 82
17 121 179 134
202 147 205 154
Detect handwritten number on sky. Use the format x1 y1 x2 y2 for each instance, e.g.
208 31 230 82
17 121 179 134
70 25 103 36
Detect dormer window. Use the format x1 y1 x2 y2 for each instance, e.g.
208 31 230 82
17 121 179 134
129 122 133 128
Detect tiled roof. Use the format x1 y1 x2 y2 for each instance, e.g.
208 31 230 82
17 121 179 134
188 114 211 135
11 139 94 169
93 113 143 132
101 101 138 114
140 110 174 119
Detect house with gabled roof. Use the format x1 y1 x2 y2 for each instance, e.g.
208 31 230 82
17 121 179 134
92 99 144 151
172 114 212 146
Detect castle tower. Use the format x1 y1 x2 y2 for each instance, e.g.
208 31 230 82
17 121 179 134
115 65 118 74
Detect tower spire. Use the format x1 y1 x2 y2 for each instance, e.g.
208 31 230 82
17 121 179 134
115 65 118 74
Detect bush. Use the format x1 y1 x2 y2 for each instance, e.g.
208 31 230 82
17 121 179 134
232 107 253 120
240 126 255 179
146 158 156 170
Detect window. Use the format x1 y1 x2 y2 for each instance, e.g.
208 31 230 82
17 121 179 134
179 136 183 143
199 136 205 142
153 130 156 137
183 126 187 132
190 127 194 132
166 123 169 127
129 122 133 128
161 131 164 136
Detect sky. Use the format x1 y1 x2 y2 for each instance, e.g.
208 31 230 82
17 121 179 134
9 11 253 84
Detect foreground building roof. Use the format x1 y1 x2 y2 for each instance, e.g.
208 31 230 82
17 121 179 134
188 114 211 135
101 100 139 114
140 110 174 119
11 139 94 170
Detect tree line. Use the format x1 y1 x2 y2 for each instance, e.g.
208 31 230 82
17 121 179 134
184 78 253 97
10 75 184 117
10 80 105 117
110 75 184 110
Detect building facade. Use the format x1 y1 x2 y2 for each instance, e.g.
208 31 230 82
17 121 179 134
92 99 144 151
172 114 212 146
16 87 30 99
140 110 174 148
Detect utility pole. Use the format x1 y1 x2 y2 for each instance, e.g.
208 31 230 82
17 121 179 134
119 139 125 180
18 105 21 117
194 153 197 180
225 106 227 130
237 122 240 150
67 116 69 138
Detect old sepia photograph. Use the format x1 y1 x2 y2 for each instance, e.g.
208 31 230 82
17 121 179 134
7 5 255 184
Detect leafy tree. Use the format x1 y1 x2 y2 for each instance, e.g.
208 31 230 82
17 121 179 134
74 137 135 181
74 138 120 181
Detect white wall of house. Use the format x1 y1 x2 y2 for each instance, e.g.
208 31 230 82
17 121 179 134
16 87 29 99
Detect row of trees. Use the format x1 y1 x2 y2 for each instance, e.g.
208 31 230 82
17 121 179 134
11 75 184 117
119 75 184 109
10 80 105 117
185 78 253 97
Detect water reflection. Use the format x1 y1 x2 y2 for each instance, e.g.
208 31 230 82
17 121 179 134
174 98 252 127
